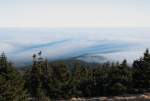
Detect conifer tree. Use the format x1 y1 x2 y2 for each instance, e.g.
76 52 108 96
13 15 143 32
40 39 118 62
25 52 52 100
25 54 42 97
50 61 71 98
0 52 27 101
108 60 132 95
133 49 150 92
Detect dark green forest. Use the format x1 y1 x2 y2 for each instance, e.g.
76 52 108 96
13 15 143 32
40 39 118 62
1 49 150 101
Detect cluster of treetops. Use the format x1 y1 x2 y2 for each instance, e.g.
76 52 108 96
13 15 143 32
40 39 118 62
1 49 150 101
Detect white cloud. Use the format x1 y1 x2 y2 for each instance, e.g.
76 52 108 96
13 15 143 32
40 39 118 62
0 28 149 65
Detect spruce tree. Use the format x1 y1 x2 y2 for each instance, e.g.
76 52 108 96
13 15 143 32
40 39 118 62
26 53 46 97
25 52 52 100
49 61 71 99
133 49 150 92
0 52 27 101
108 60 132 95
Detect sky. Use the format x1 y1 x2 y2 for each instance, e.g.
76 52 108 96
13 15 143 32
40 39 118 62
0 0 150 28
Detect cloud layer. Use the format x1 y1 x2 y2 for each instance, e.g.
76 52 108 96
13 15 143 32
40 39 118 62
0 28 149 65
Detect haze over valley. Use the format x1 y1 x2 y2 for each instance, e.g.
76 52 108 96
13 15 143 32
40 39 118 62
0 28 149 65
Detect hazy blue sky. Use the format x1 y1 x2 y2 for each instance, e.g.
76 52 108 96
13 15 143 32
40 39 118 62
0 0 150 27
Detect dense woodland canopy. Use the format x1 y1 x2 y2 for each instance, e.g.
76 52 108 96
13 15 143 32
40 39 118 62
1 49 150 101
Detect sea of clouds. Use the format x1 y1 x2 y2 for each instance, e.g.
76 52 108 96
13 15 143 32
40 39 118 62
0 28 150 65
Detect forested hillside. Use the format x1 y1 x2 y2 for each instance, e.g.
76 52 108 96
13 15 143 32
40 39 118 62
1 49 150 101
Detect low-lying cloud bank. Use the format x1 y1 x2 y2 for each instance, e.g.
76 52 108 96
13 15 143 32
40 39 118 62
0 28 149 65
